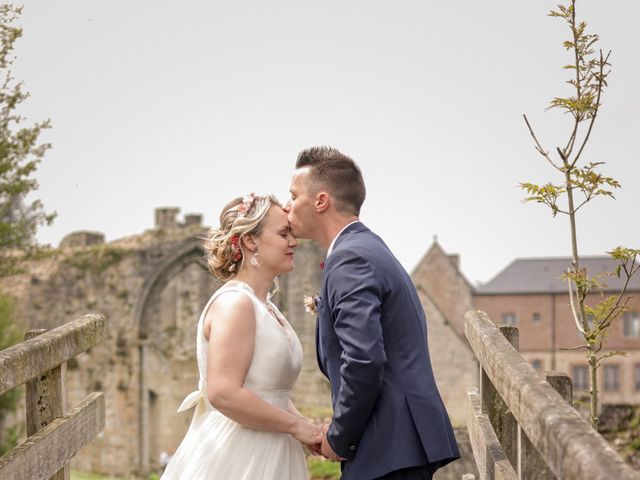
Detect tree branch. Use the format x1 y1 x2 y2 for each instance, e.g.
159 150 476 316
571 50 611 168
523 114 563 170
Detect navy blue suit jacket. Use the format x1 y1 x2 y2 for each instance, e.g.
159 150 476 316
316 222 460 479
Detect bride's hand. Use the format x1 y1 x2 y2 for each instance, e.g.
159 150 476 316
291 418 323 447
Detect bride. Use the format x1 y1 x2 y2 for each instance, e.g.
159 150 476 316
161 193 322 479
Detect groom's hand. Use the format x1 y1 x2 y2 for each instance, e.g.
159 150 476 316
321 424 344 462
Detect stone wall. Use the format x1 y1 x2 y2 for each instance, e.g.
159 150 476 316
412 241 475 337
1 222 215 475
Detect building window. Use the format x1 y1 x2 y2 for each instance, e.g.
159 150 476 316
501 313 517 326
572 366 588 391
532 312 541 324
531 359 542 371
604 365 620 391
635 365 640 391
623 311 640 337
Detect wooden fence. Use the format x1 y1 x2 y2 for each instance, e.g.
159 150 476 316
464 310 639 480
0 314 107 480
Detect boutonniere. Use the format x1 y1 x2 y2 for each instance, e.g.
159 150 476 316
303 294 321 316
320 262 325 270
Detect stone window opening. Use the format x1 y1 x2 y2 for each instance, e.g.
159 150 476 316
531 359 543 371
532 312 541 324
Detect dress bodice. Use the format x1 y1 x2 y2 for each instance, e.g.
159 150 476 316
191 281 303 410
164 281 309 479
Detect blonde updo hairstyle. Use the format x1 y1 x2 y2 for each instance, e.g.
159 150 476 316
203 193 281 281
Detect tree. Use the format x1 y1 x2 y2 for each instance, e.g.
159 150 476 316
520 0 639 430
0 4 55 272
0 3 55 453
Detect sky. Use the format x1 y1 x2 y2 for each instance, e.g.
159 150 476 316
12 1 640 285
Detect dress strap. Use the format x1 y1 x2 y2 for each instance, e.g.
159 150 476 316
180 283 260 418
200 282 260 324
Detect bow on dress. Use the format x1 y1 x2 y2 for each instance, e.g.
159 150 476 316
177 380 210 420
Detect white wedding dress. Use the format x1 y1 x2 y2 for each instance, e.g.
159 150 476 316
161 281 309 480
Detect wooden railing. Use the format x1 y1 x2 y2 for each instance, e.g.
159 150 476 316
0 314 107 480
464 310 639 480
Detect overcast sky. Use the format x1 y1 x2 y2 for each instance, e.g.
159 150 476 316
13 1 640 285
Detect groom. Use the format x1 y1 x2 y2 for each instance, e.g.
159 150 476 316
285 147 460 480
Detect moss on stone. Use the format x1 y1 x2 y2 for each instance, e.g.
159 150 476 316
63 245 129 274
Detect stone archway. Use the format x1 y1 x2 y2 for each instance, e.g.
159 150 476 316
133 239 219 474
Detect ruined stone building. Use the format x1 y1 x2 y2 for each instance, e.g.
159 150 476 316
20 209 640 475
1 210 479 476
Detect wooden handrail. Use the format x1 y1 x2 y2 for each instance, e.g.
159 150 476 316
465 310 639 480
0 313 106 395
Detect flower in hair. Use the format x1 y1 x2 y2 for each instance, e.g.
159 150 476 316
237 193 256 218
229 235 242 272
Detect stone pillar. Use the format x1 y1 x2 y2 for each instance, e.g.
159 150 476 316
184 214 203 227
139 340 150 475
155 208 180 230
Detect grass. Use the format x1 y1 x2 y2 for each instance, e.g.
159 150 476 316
71 472 154 480
308 457 341 480
72 459 340 480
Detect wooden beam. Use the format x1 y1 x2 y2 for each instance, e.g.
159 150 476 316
0 314 106 395
465 311 639 480
0 392 105 480
467 387 517 480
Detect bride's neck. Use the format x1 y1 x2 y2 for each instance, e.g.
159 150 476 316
231 269 274 302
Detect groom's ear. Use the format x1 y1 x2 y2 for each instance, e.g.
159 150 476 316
316 192 330 213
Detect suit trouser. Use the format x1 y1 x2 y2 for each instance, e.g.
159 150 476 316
373 464 434 480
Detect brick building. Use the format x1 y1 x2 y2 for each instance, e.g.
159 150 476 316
474 257 640 404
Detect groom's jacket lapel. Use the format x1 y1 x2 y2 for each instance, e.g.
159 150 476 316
316 222 367 382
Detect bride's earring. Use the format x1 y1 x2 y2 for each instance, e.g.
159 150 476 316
250 251 261 268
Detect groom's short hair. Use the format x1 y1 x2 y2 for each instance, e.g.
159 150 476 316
296 146 366 216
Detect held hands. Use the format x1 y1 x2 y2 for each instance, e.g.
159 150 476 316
290 418 345 462
291 417 323 451
320 424 345 462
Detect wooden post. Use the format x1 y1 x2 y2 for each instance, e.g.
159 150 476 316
465 311 638 479
482 326 520 469
468 388 517 480
25 329 69 480
518 372 573 480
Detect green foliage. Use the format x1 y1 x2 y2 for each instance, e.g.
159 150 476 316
0 4 55 259
0 4 54 454
308 457 341 480
520 182 566 216
0 424 18 456
0 292 22 453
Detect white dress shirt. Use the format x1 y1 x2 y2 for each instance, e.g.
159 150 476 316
326 221 359 258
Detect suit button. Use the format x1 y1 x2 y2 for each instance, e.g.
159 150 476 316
349 445 356 451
